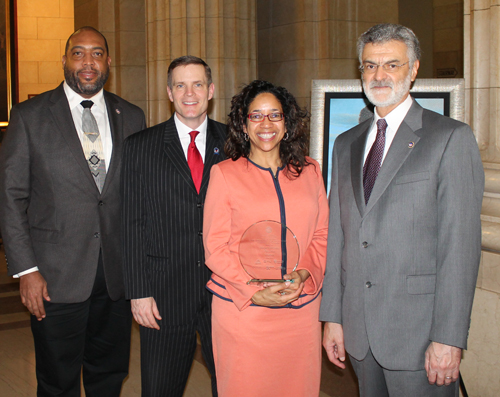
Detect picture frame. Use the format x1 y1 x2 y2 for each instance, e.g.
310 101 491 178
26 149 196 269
0 0 15 127
309 78 465 192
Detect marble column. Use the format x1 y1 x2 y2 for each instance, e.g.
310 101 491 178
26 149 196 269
462 1 500 395
257 0 398 109
145 0 257 125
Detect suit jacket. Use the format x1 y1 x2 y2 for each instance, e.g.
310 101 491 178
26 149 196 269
121 115 227 325
319 101 484 371
0 82 146 302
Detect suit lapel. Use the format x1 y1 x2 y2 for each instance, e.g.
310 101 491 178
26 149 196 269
163 117 198 193
200 119 224 194
364 102 423 216
351 126 370 217
101 92 122 196
48 84 97 191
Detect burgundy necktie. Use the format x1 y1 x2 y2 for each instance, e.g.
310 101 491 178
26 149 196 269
188 131 203 193
363 119 387 204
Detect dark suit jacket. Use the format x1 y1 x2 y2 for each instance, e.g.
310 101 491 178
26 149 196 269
121 115 226 325
0 82 146 302
320 101 484 370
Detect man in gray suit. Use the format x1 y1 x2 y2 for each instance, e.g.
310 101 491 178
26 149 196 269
0 27 145 395
320 24 484 396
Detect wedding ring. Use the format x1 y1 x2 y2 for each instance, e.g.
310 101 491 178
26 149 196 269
280 291 286 296
445 377 452 379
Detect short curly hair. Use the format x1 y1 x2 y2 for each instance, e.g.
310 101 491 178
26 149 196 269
225 80 310 178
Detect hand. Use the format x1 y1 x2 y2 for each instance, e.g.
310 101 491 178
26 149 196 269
19 271 50 321
251 280 304 307
281 269 310 293
131 297 162 330
425 341 461 386
323 322 346 369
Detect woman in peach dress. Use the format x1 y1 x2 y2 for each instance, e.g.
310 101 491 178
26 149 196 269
203 80 329 396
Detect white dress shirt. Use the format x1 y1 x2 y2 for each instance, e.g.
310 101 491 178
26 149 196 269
363 94 413 165
174 113 207 162
14 82 113 278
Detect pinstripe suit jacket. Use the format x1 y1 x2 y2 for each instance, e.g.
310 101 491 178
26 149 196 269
0 83 146 302
121 115 226 324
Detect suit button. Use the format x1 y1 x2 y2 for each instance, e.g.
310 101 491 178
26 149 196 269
198 231 203 237
197 202 202 208
94 232 100 238
365 281 372 288
197 260 201 267
98 201 104 206
362 241 368 248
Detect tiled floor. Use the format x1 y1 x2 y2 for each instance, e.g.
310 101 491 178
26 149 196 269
0 246 359 396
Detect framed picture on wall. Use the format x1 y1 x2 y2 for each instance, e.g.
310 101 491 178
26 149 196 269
0 0 15 127
309 78 465 192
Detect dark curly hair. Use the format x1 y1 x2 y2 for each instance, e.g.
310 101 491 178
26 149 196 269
225 80 310 178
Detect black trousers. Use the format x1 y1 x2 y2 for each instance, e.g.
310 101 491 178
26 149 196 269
139 297 217 397
31 256 132 397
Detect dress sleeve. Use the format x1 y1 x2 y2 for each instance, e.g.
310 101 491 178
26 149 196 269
203 164 260 310
296 163 329 295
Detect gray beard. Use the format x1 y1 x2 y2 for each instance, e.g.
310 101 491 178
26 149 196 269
363 72 412 109
64 66 109 97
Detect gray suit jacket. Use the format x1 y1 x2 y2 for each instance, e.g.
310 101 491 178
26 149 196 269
0 83 146 303
319 101 484 371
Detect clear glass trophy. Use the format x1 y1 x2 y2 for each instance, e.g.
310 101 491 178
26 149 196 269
239 220 300 284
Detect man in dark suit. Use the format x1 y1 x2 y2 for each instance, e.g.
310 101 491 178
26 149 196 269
320 24 484 396
121 55 225 396
0 27 146 396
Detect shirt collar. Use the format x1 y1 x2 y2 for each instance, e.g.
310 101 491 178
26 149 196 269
174 113 208 136
63 80 106 112
374 94 413 132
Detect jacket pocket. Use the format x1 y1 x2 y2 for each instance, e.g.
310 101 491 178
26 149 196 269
394 171 430 185
30 227 59 244
407 274 436 295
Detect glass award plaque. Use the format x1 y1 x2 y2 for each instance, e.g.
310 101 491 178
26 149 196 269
239 220 300 284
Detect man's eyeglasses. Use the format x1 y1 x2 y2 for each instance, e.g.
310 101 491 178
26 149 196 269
359 61 409 74
247 112 284 122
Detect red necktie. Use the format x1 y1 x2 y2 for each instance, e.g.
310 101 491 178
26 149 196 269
363 119 387 204
188 131 204 193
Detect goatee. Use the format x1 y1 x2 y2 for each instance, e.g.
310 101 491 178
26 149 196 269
64 65 109 97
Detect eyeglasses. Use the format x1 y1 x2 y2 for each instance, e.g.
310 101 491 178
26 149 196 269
359 61 409 74
247 112 284 122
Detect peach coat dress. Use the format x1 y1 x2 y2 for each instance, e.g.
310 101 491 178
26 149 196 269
203 157 329 396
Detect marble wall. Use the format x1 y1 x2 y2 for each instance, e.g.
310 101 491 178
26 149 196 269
462 0 500 395
145 0 257 126
16 0 74 102
256 0 398 109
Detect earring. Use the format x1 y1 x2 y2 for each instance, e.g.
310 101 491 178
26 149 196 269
244 133 249 142
283 132 289 141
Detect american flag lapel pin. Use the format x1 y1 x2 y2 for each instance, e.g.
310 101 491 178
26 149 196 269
408 142 414 148
214 147 220 155
116 108 121 114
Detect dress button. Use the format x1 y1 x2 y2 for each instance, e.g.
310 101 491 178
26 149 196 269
365 281 372 288
197 261 201 267
94 232 100 238
197 202 202 208
362 241 368 248
98 201 104 206
198 231 203 237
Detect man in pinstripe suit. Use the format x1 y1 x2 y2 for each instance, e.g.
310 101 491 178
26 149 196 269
121 56 225 396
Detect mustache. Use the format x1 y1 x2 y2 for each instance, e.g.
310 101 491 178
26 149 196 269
368 79 394 89
77 67 98 75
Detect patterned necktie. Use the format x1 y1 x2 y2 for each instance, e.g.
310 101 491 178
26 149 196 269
363 118 387 204
188 130 203 193
81 100 106 193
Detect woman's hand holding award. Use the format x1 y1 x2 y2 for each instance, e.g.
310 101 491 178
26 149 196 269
239 220 300 284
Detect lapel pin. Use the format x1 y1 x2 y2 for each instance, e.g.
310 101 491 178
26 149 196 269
214 147 220 154
408 142 414 148
115 109 121 114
